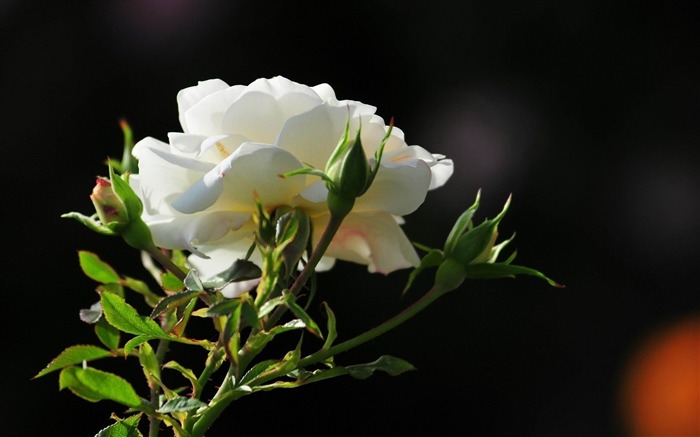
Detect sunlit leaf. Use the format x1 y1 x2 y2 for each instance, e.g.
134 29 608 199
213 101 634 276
157 396 206 413
79 251 120 284
100 292 166 337
161 272 185 292
34 345 112 379
123 335 156 356
59 366 142 407
94 413 143 437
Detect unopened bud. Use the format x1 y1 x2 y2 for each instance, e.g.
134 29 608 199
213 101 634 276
90 177 128 229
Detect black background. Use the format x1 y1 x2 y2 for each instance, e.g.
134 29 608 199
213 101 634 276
2 1 699 436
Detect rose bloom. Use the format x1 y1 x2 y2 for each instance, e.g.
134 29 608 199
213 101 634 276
130 76 453 297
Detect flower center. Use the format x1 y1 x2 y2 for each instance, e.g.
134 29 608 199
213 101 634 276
216 141 230 158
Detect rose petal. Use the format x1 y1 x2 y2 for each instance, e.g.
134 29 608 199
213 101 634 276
313 211 420 274
144 211 251 256
177 79 230 132
182 86 246 136
354 158 432 216
131 137 215 216
276 103 349 169
172 143 306 214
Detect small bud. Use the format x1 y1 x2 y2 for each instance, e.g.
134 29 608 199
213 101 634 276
449 195 511 266
325 124 370 200
90 177 129 229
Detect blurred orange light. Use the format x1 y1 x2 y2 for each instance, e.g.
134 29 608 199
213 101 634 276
621 316 700 436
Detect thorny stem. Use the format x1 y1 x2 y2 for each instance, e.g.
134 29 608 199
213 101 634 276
147 246 188 281
148 337 170 437
298 284 449 368
264 212 346 330
193 212 347 437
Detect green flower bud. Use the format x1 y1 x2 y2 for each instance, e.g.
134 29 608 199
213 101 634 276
434 258 467 292
106 165 158 252
90 177 129 231
325 124 370 201
448 195 510 266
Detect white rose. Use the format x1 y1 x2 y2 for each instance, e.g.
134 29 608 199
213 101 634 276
130 76 453 297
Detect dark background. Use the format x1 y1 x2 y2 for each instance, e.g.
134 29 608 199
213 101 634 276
2 1 698 436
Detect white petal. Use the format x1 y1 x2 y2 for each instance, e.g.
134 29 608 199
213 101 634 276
177 79 230 132
276 103 349 170
173 143 307 214
131 137 215 217
183 86 246 136
221 91 286 143
168 133 208 155
145 211 251 256
311 82 337 102
428 156 454 190
382 145 454 190
355 158 432 216
313 212 420 274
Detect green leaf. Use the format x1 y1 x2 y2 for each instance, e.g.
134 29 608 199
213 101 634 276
464 263 563 287
157 396 207 414
61 212 117 236
201 298 241 317
285 294 322 338
161 272 185 292
138 341 160 385
163 361 201 396
240 299 260 328
244 319 306 355
150 289 201 319
100 292 167 337
321 302 337 351
237 360 277 387
124 335 156 356
184 270 204 292
98 282 125 298
275 209 310 276
345 355 416 380
94 413 143 437
79 251 121 284
34 345 112 378
59 366 142 407
200 259 262 291
297 367 350 385
95 317 121 350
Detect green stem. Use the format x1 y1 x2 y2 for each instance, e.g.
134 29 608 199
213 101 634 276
191 365 241 437
264 212 346 330
298 284 449 368
148 246 188 281
192 213 348 437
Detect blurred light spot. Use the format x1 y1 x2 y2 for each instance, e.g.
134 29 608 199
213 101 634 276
415 83 544 212
93 0 233 56
620 315 700 436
